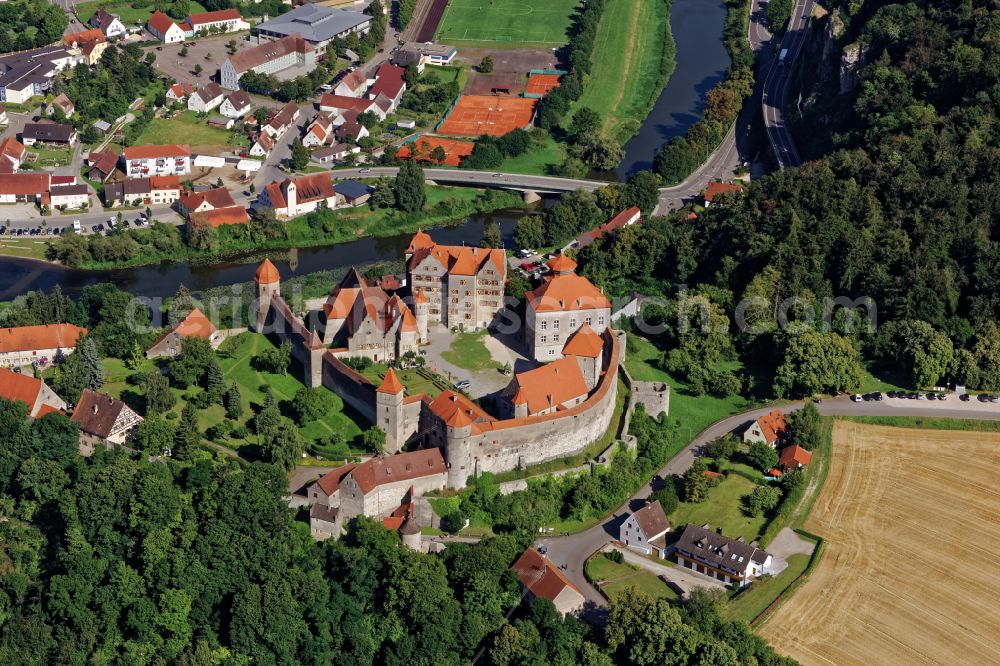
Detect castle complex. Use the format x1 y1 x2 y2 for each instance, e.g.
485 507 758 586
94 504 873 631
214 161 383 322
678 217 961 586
253 231 629 529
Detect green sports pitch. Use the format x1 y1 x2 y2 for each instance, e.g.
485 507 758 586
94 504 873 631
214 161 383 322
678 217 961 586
434 0 581 49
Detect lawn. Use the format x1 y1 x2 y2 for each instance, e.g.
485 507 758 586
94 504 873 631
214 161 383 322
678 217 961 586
359 363 448 398
571 0 674 142
669 461 769 542
27 147 73 167
77 0 207 25
722 552 811 624
441 330 501 372
422 65 469 91
132 111 240 151
434 0 581 49
586 553 679 602
495 130 568 176
0 236 50 261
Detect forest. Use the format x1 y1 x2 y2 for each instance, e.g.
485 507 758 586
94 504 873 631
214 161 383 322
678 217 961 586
575 0 1000 395
0 0 66 54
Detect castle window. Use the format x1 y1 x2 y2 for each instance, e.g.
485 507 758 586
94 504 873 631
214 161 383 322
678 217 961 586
553 320 560 330
548 349 555 356
540 335 547 344
599 316 605 326
570 318 576 328
540 321 547 330
553 334 559 343
585 316 592 326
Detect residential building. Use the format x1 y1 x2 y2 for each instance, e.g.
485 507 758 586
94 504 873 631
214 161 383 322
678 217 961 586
220 90 252 118
259 172 339 219
0 137 25 173
50 184 89 209
312 143 359 164
0 323 86 369
308 463 357 506
166 82 194 103
122 144 191 178
177 187 237 217
620 500 671 558
512 548 585 616
335 180 371 206
220 33 316 90
391 42 457 72
184 9 250 35
252 5 371 49
405 230 506 331
743 409 787 448
22 122 77 146
189 206 249 228
318 92 377 116
248 131 273 157
62 28 107 65
524 254 611 361
704 181 744 206
333 69 372 97
148 10 186 43
90 9 127 38
309 503 343 540
262 101 299 138
47 93 75 119
367 63 406 111
0 46 76 105
320 268 419 361
573 206 641 249
86 150 118 182
333 110 367 143
675 524 773 587
778 444 812 471
188 83 225 112
302 112 334 148
0 172 50 204
0 368 66 418
103 175 181 207
146 307 221 358
71 388 144 456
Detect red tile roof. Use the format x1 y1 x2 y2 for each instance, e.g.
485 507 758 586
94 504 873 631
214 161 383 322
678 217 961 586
70 388 131 438
228 34 312 74
189 206 249 227
179 187 236 211
0 323 86 354
526 272 611 313
123 144 190 159
779 444 812 468
174 308 216 339
147 10 177 35
547 253 577 273
632 500 670 538
377 368 404 394
168 82 194 98
149 175 181 190
315 463 357 496
369 63 405 100
408 242 506 279
511 356 589 414
512 548 582 604
255 258 280 284
561 324 604 358
705 181 744 203
187 9 243 26
0 367 41 411
577 206 641 247
755 409 787 445
348 449 447 494
428 390 495 428
0 173 50 195
319 93 375 113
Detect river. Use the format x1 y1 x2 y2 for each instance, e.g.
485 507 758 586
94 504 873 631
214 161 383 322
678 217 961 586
617 0 731 177
0 213 520 301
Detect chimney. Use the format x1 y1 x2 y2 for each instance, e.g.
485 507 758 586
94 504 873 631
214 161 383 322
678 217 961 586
92 403 99 414
716 527 723 535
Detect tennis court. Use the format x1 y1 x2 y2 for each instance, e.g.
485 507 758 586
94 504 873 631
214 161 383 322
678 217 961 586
397 137 475 166
464 71 526 96
437 95 538 137
434 0 581 49
525 73 561 97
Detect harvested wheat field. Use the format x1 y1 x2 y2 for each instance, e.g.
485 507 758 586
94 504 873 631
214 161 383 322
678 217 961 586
759 421 1000 665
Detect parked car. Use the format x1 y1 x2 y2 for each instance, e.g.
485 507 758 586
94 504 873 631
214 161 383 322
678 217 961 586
851 394 862 402
960 393 971 401
455 380 472 390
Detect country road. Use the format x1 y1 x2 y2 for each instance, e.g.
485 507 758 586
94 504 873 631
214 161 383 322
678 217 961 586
761 0 815 168
537 393 1000 612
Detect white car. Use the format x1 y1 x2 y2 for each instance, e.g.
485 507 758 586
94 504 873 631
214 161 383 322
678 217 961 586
72 220 82 233
851 394 862 402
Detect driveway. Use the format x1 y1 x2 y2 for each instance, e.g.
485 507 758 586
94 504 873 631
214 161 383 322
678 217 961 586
610 545 727 595
421 322 514 398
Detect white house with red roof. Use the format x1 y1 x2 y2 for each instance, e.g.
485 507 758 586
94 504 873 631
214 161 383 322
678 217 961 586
248 131 274 157
183 9 249 35
90 9 126 38
166 82 194 103
259 172 339 218
0 367 66 417
0 323 86 369
512 548 585 616
147 10 185 43
334 69 373 97
145 308 221 358
366 63 406 112
219 91 252 118
122 144 191 178
188 83 225 113
620 500 671 557
743 409 788 448
0 137 26 172
301 112 335 148
176 187 237 218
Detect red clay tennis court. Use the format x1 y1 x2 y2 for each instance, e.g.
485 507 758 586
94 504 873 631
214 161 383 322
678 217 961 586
437 95 538 137
397 137 475 166
525 73 561 97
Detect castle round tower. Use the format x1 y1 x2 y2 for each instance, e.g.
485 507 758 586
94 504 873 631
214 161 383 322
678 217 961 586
253 258 280 332
443 404 475 488
399 516 422 551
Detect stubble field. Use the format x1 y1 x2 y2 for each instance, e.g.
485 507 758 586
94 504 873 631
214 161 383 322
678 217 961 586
759 421 1000 665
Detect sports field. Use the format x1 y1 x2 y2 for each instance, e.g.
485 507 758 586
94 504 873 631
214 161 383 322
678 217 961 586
437 95 537 137
571 0 673 142
434 0 581 49
525 73 561 97
397 136 474 166
759 422 1000 665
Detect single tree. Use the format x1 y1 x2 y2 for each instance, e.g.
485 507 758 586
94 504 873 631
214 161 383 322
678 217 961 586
392 160 426 212
144 372 176 414
80 336 104 390
744 485 782 517
205 359 225 403
683 457 711 503
362 426 386 454
481 221 503 249
746 440 779 473
224 383 243 419
173 403 201 459
290 138 309 171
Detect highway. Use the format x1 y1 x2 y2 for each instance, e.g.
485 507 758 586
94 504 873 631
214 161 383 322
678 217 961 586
537 393 1000 614
761 0 815 168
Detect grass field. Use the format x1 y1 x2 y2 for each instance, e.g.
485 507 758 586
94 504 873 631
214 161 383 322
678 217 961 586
434 0 580 49
359 364 447 398
441 330 501 372
571 0 673 142
586 553 679 602
0 236 50 260
759 422 1000 664
77 0 207 25
669 462 768 542
133 111 239 152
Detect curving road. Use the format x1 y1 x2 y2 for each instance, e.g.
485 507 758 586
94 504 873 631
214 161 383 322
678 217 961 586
537 394 1000 612
761 0 815 168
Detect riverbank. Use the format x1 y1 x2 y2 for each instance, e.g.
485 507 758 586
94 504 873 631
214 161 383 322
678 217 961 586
41 187 524 271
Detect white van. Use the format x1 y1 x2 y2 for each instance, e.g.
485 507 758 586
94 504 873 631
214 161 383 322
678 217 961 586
72 220 82 233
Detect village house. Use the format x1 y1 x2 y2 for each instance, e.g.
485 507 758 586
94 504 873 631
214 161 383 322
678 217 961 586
248 131 273 157
71 388 144 456
390 42 457 73
259 172 340 219
188 83 225 113
122 144 191 178
166 82 194 103
262 101 300 139
778 444 812 472
21 122 77 147
184 9 250 35
220 91 252 118
312 143 360 164
0 46 76 105
335 180 372 206
0 323 86 369
220 33 316 90
524 254 611 361
366 63 406 112
146 308 221 358
103 175 181 207
573 206 641 249
177 187 237 218
0 137 25 173
90 9 127 38
147 10 185 43
405 230 507 332
85 149 118 182
50 184 89 210
302 112 334 148
704 181 744 207
334 69 372 97
62 29 107 66
333 111 368 143
675 524 773 587
620 500 671 558
251 5 371 50
512 548 586 616
319 269 419 360
318 92 378 117
0 367 66 417
743 409 788 448
0 172 51 204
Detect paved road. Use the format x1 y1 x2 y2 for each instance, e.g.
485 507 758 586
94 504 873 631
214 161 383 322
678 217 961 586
330 166 604 193
537 393 1000 608
761 0 815 168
